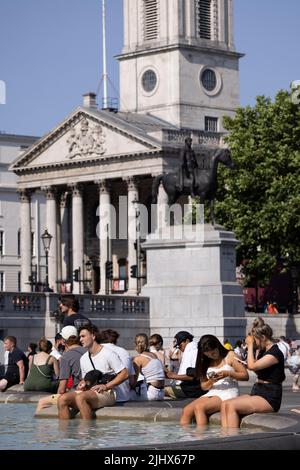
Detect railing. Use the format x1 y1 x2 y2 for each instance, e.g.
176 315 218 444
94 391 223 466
0 293 46 313
0 292 150 317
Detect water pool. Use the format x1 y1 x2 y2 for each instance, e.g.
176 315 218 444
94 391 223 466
0 404 261 450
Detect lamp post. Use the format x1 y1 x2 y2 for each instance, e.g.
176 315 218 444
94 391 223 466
41 229 52 292
85 260 93 294
132 196 141 295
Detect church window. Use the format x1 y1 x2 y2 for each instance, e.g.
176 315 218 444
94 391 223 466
201 68 217 91
144 0 159 41
205 116 218 133
142 69 157 93
196 0 212 40
0 231 4 255
0 272 4 291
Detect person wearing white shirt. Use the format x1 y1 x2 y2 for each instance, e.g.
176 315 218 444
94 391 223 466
98 329 135 402
57 324 128 419
165 331 205 399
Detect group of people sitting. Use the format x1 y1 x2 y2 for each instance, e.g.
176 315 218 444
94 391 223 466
0 294 289 428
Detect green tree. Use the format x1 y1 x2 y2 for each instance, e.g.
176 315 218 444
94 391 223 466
215 91 300 287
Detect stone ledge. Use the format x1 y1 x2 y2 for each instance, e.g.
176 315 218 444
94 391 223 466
1 391 299 433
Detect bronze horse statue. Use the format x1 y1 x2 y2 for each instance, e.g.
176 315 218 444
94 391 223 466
152 147 235 225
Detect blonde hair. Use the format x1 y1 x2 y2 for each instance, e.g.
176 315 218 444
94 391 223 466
251 317 273 340
135 333 148 354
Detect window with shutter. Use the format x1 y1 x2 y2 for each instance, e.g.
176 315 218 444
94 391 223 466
144 0 159 41
0 231 3 256
196 0 212 40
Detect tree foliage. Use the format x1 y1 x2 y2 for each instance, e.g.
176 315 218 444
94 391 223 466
215 91 300 285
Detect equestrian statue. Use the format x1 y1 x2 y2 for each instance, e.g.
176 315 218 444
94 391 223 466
152 137 236 225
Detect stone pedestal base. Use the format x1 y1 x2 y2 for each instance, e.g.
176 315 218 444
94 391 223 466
141 224 246 347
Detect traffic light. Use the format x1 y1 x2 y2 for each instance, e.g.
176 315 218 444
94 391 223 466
73 269 79 282
105 261 113 280
130 265 137 278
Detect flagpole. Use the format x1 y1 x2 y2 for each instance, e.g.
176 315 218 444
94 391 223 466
102 0 108 108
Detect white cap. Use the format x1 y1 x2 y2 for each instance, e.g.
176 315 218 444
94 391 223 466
60 325 78 340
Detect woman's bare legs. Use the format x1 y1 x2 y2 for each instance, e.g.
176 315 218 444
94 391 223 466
180 398 201 425
194 396 222 427
221 395 274 428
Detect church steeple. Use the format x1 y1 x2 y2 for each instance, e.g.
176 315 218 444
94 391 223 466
117 0 242 130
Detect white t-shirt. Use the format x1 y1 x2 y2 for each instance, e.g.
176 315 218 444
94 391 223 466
176 341 198 385
80 346 126 402
277 340 290 361
50 348 61 361
103 343 134 402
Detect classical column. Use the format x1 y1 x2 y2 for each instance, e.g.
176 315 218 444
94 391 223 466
18 189 32 292
43 186 58 293
125 177 139 295
70 183 84 294
95 180 111 295
157 179 169 232
60 191 70 282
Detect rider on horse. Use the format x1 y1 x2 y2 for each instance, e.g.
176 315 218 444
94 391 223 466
180 137 198 197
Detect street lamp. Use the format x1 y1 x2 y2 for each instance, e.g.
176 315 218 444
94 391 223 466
132 196 141 295
84 260 93 294
41 229 52 292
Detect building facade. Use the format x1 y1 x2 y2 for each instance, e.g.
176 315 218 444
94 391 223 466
0 133 45 292
10 0 242 297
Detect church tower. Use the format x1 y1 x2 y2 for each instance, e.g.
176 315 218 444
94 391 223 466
117 0 243 131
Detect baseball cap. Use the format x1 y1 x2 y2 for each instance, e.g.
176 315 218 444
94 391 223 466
174 331 194 347
60 325 78 340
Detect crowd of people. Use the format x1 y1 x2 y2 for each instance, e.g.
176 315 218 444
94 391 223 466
0 294 299 428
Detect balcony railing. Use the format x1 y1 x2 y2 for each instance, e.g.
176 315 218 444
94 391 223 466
0 292 150 317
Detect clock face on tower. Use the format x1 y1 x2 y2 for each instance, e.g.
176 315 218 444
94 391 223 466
142 69 157 93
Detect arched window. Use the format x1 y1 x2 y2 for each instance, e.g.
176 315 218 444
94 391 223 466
144 0 159 41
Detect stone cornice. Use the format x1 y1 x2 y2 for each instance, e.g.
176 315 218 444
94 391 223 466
12 148 163 176
10 109 162 174
117 43 244 61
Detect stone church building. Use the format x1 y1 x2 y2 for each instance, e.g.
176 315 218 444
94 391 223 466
11 0 242 297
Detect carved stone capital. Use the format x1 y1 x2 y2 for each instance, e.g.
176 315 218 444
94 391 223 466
68 183 83 197
124 176 139 192
17 189 32 203
95 179 111 194
42 186 57 200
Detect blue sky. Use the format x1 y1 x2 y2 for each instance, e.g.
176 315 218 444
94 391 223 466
0 0 299 136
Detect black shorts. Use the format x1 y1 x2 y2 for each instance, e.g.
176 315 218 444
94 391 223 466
250 382 282 412
3 373 19 391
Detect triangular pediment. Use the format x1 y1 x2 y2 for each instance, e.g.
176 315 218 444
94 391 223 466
11 108 162 172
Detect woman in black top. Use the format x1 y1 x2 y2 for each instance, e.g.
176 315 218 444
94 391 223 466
221 318 285 428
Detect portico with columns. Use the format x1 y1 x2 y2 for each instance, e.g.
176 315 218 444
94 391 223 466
11 0 241 298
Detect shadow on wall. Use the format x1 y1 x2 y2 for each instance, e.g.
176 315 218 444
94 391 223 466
286 314 300 340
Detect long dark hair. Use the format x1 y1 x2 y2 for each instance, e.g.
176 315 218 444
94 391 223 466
195 335 228 379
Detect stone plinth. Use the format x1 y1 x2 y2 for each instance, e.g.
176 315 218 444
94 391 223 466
141 224 246 347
